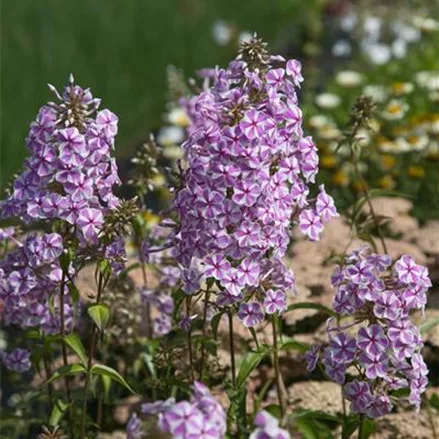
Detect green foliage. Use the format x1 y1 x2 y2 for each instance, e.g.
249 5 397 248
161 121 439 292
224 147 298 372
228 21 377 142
87 303 111 333
430 393 439 411
63 333 88 366
279 337 309 353
49 399 69 427
91 364 136 394
211 311 226 339
286 302 337 318
236 347 269 389
342 415 360 439
45 363 86 385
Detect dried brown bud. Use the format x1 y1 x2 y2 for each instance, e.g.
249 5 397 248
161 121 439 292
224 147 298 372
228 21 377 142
37 425 66 439
349 95 377 134
237 33 270 72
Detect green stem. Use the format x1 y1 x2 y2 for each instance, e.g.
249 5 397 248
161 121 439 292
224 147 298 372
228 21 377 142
352 159 388 254
186 296 195 382
271 315 287 418
59 271 74 438
139 246 153 339
228 310 236 389
358 414 364 439
199 291 210 381
97 398 104 430
41 335 53 410
341 389 347 418
349 126 388 255
80 271 105 439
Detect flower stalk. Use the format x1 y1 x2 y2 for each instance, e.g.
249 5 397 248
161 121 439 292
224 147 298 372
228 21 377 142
41 334 54 409
271 315 287 418
59 269 74 437
199 290 210 381
186 296 195 382
228 310 237 389
80 269 106 438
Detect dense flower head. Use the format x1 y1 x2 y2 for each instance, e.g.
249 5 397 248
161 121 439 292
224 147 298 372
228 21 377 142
171 35 337 322
0 232 76 333
1 348 32 373
250 410 290 439
306 246 431 417
127 381 226 439
0 75 122 245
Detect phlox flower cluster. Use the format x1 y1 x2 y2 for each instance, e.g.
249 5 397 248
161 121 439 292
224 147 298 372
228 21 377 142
250 410 290 439
0 75 122 246
0 231 76 334
306 246 431 417
127 381 226 439
171 36 337 325
0 77 124 351
1 348 32 373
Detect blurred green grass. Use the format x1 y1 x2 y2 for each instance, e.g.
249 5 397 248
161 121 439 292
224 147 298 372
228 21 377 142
0 0 322 187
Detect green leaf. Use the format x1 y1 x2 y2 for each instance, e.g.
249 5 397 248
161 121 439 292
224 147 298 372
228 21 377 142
248 327 261 349
286 302 337 318
59 252 71 272
419 317 439 334
201 338 218 356
280 337 309 353
236 348 269 389
91 364 135 394
26 329 41 340
98 259 112 279
253 379 273 415
140 351 157 379
87 304 110 332
429 393 439 411
101 374 112 404
351 189 411 223
295 417 320 439
368 188 412 199
45 363 86 385
132 213 145 233
290 409 339 423
49 399 68 426
211 311 224 339
390 388 410 398
342 415 358 439
121 262 141 276
357 232 378 253
264 404 282 420
64 333 88 366
361 418 376 439
235 387 247 433
68 283 80 305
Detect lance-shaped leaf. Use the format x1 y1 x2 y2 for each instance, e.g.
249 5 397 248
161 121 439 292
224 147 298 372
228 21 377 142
211 311 225 340
286 302 337 318
91 364 135 394
279 337 309 353
49 399 69 426
87 304 110 332
342 414 359 439
44 363 86 386
64 333 88 366
236 347 269 389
